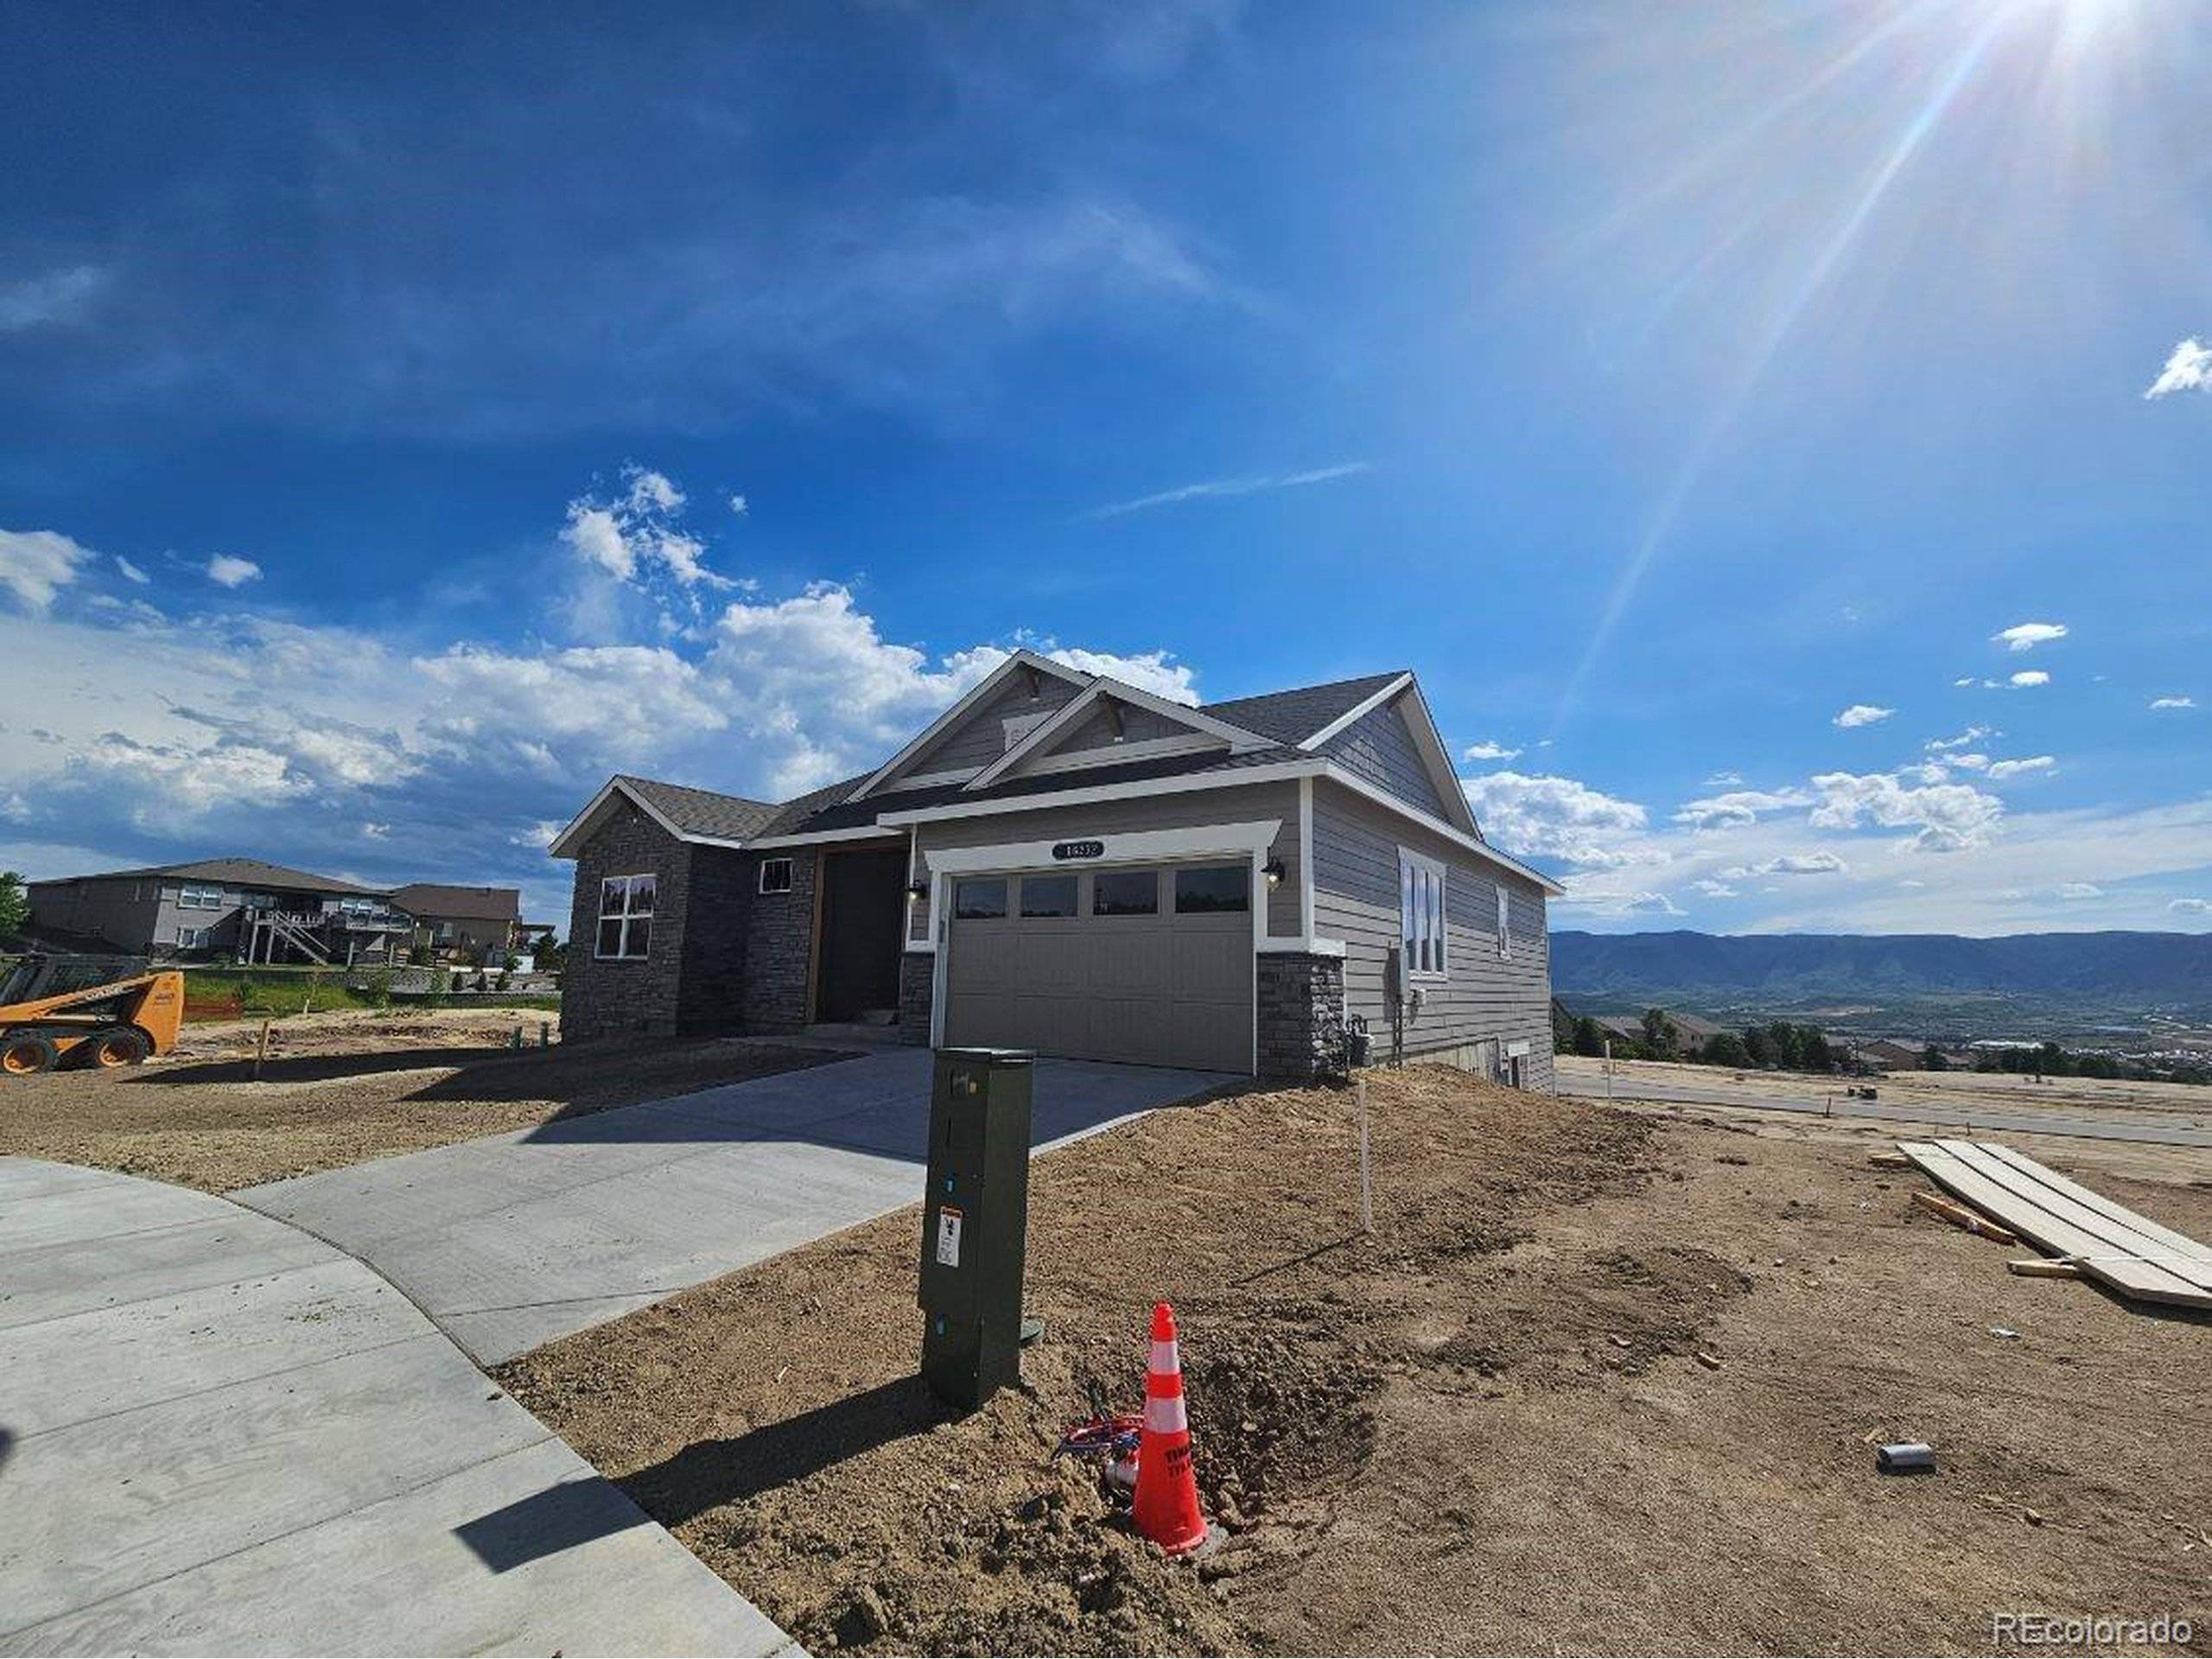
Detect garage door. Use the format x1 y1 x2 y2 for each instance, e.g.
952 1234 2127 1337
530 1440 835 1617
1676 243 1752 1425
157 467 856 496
944 861 1253 1072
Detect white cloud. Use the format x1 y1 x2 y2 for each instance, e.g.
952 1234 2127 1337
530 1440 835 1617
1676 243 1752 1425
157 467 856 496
1993 621 2066 652
1943 753 1991 772
1693 879 1739 898
1719 850 1848 879
1833 703 1895 728
0 265 109 332
2151 696 2196 710
1033 645 1198 704
114 555 149 585
512 819 565 850
206 555 263 588
1462 739 1522 761
1672 787 1816 830
2009 670 2050 688
1701 770 1744 787
728 494 749 518
1460 771 1649 866
1926 726 1993 752
0 529 93 612
1087 461 1370 520
561 465 729 590
360 822 390 840
2056 882 2103 900
2145 337 2212 399
2171 898 2212 916
1807 768 2005 852
1986 755 2056 780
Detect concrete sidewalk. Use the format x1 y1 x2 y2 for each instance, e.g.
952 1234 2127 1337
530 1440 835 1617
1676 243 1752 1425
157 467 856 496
0 1157 794 1658
236 1047 1226 1363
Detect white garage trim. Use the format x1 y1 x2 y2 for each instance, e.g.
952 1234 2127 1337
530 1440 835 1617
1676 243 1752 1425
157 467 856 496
926 817 1281 1071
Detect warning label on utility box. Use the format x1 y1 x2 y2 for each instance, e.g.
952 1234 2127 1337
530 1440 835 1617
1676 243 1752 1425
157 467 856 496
935 1205 963 1268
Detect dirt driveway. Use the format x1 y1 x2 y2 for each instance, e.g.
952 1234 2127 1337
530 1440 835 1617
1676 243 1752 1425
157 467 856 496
0 1009 845 1192
502 1069 2212 1656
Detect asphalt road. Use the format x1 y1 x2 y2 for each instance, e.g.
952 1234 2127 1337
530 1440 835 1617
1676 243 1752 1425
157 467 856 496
1557 1074 2212 1149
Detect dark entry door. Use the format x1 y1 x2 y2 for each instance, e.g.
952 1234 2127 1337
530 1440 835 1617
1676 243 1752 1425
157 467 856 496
816 846 908 1021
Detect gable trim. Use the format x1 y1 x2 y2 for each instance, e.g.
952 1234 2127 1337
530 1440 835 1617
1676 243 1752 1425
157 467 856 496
1296 672 1414 750
848 649 1090 802
966 676 1273 791
547 777 753 859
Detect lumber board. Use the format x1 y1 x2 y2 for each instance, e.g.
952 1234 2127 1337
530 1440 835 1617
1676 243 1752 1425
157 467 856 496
1932 1141 2212 1294
1971 1141 2212 1270
1896 1141 2212 1310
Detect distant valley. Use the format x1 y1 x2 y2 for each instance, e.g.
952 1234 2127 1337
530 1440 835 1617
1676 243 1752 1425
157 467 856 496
1549 929 2212 1043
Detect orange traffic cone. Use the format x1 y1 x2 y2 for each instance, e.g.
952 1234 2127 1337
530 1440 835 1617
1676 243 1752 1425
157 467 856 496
1132 1300 1212 1555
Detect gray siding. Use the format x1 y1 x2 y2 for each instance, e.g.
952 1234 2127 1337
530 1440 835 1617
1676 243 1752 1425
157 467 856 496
1040 699 1192 756
890 672 1083 782
1321 695 1452 820
911 779 1302 942
1310 779 1554 1089
29 878 164 951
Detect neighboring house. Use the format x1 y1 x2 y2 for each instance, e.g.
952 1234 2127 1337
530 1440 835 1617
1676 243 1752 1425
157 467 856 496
1592 1009 1727 1050
1855 1039 1924 1072
551 651 1562 1084
389 883 526 960
26 859 412 965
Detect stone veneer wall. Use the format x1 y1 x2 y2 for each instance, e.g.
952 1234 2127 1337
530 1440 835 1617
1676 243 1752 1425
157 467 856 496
560 799 694 1040
897 951 935 1045
741 847 818 1033
674 844 753 1036
1255 951 1345 1079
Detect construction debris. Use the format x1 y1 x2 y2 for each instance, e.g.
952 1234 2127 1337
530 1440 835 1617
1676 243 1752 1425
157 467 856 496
1898 1140 2212 1312
1876 1442 1936 1474
1910 1189 2021 1245
2008 1258 2083 1281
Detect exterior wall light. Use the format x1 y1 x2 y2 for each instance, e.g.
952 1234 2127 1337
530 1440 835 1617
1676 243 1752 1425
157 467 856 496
906 879 931 899
1262 858 1286 889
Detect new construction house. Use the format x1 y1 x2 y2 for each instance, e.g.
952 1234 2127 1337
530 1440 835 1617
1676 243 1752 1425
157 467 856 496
26 860 532 967
553 652 1561 1083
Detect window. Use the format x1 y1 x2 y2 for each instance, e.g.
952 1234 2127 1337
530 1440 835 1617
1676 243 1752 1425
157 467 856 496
596 873 655 959
1174 864 1249 914
337 896 378 915
175 925 208 949
1092 868 1159 916
759 857 794 895
953 878 1007 919
1399 849 1446 977
1496 887 1511 960
1020 874 1077 918
178 883 226 910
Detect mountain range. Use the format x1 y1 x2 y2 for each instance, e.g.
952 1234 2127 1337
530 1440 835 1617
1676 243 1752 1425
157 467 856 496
1549 930 2212 1035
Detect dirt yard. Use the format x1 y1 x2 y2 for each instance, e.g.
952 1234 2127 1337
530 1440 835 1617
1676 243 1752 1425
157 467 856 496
1559 1053 2212 1129
499 1067 2212 1656
0 1008 847 1192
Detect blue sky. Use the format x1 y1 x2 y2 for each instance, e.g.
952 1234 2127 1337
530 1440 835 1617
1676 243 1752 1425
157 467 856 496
2 0 2207 934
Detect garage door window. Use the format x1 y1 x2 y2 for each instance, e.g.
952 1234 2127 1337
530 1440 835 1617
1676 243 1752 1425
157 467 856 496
1020 874 1078 917
1092 868 1159 916
954 878 1007 919
1173 864 1249 913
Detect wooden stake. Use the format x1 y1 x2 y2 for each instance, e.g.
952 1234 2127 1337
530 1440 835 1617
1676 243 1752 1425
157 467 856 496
2008 1258 2083 1280
1911 1188 2020 1245
1357 1074 1373 1235
252 1017 271 1081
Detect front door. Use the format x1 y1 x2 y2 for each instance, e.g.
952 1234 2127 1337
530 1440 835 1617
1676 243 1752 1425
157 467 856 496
816 846 909 1021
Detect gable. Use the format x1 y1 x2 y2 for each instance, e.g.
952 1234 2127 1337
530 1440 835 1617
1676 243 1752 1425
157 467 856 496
879 667 1084 788
1321 696 1452 819
1039 697 1202 758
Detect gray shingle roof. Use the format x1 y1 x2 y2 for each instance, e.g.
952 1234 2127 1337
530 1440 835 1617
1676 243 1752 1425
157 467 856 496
38 857 386 895
617 775 780 842
1198 671 1407 747
390 883 521 922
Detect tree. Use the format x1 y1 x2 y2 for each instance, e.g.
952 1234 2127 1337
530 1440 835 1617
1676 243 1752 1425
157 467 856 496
1573 1015 1607 1058
1639 1007 1680 1058
1743 1026 1774 1067
0 870 26 939
1921 1045 1949 1072
1703 1032 1752 1069
1799 1027 1834 1072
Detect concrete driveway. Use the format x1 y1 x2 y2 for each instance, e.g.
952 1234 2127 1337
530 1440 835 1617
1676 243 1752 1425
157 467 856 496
0 1157 791 1658
236 1046 1226 1363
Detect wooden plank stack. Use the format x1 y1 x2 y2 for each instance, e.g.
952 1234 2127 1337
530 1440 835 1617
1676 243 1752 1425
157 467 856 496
1896 1138 2212 1312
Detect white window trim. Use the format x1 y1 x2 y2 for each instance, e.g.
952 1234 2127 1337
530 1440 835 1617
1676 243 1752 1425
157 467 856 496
758 856 794 895
595 872 656 961
1496 885 1511 961
1399 846 1448 981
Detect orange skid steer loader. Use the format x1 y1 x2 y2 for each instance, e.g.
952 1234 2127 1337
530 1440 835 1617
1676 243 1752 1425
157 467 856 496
0 955 185 1077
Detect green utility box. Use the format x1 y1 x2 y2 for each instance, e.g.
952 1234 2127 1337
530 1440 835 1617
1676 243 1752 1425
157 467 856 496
918 1046 1034 1410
